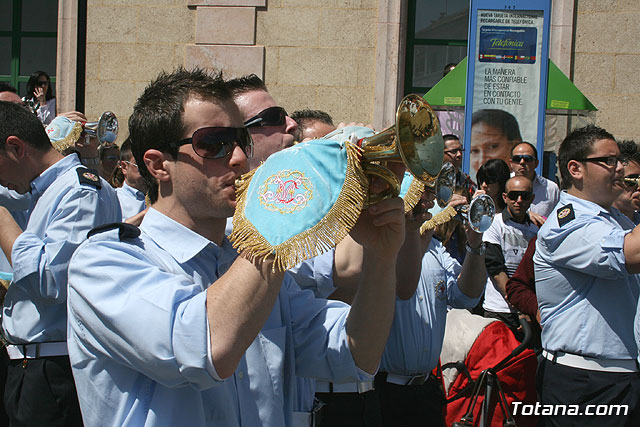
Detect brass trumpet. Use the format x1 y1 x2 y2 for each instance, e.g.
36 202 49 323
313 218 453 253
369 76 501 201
84 111 118 147
420 162 496 234
323 94 444 203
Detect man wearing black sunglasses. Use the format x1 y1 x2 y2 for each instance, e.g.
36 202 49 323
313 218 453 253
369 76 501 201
613 140 640 225
227 74 298 170
66 68 405 427
482 176 538 340
535 125 640 427
509 141 560 218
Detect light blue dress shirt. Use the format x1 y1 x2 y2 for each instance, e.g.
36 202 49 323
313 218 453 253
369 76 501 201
0 185 32 212
67 208 370 427
534 191 640 359
380 238 480 375
2 154 121 344
115 181 146 219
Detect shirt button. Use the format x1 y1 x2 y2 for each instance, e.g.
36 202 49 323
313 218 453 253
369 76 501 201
418 296 424 301
238 371 244 380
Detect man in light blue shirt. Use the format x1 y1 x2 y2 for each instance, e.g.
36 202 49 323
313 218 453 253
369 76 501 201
535 125 640 427
376 188 486 426
0 100 121 427
115 137 147 220
67 68 405 427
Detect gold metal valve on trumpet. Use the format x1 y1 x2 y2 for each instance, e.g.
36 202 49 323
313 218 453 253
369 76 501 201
624 176 640 188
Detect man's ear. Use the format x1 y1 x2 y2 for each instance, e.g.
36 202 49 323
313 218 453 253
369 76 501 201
502 192 509 204
567 159 583 181
143 149 171 182
4 136 27 161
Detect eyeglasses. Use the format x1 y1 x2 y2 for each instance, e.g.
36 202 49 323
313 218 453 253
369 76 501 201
444 148 464 155
511 154 536 163
479 178 497 185
506 190 534 201
122 160 138 170
244 106 288 128
169 127 253 159
104 155 119 162
575 156 628 166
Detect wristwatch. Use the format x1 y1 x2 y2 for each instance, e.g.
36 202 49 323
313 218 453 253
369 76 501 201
465 241 486 256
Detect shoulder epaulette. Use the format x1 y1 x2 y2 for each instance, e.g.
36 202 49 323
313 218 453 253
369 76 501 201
87 222 141 240
76 167 102 189
556 203 575 226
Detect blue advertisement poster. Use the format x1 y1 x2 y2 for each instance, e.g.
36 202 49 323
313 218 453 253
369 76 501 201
463 1 551 181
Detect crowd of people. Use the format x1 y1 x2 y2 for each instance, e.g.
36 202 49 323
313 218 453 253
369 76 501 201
0 65 639 427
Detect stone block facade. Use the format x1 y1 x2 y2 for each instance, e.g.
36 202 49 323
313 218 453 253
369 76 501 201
53 0 640 146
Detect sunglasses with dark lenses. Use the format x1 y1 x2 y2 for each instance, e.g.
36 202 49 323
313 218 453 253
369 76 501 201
506 190 534 201
511 154 536 163
444 147 464 155
170 127 253 159
244 106 288 128
575 156 628 167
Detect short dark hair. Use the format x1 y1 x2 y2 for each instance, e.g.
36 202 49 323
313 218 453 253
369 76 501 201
226 74 267 96
26 71 54 101
290 109 334 140
471 109 522 143
618 139 640 165
511 141 538 160
0 82 17 94
558 125 615 189
442 134 460 143
128 67 231 203
0 100 52 152
120 137 133 161
476 158 511 210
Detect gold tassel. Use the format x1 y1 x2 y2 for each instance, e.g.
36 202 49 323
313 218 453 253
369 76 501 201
229 142 367 271
402 177 425 213
51 122 84 153
419 205 457 235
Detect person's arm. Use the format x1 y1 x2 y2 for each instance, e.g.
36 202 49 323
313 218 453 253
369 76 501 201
624 223 640 273
0 206 23 265
344 197 406 374
329 235 363 303
505 237 539 319
206 255 286 378
456 228 487 298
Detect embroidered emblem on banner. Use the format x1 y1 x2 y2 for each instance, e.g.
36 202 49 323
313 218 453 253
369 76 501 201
435 279 446 300
259 170 313 213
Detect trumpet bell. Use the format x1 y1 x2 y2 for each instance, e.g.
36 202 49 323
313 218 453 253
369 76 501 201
84 111 118 147
435 162 456 208
362 94 444 188
466 194 496 233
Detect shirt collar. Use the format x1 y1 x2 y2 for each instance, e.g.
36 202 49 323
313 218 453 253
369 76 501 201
559 191 617 218
140 208 234 263
501 206 531 224
30 153 82 197
121 181 145 200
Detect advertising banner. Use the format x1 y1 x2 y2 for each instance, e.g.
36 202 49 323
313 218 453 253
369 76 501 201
464 1 551 181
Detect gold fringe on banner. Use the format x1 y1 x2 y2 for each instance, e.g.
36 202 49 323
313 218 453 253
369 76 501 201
402 177 425 213
51 122 84 153
419 205 457 235
229 142 368 271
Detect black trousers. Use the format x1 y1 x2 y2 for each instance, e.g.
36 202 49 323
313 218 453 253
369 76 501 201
4 355 83 427
316 388 382 427
537 356 640 427
374 372 446 427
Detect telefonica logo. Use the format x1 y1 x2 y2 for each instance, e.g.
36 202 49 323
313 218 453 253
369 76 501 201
490 38 525 48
